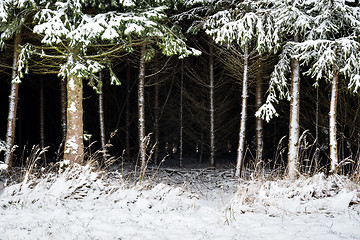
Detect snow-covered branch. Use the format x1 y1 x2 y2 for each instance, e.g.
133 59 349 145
293 38 360 92
255 44 292 122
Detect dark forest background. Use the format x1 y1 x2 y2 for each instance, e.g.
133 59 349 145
1 34 359 172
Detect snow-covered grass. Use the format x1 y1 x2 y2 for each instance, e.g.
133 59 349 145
0 164 359 240
0 140 8 172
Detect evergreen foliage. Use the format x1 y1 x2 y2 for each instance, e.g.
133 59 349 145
0 0 360 176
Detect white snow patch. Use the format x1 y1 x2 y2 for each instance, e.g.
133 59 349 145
0 140 7 152
229 173 359 215
124 23 144 35
68 78 76 91
68 102 77 113
0 162 7 173
0 168 359 240
64 136 78 154
0 0 7 22
120 0 135 7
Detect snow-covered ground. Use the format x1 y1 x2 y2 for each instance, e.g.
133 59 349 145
0 164 359 240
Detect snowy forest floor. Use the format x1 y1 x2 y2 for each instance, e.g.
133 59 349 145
0 161 359 240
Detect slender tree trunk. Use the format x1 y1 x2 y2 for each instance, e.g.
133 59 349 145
60 79 67 143
209 38 216 168
40 79 46 162
154 59 160 165
179 61 184 167
329 69 339 174
4 32 22 169
98 70 107 163
255 65 264 170
64 70 84 165
315 84 319 163
235 44 249 177
138 44 147 168
287 34 301 180
200 132 204 163
125 59 131 161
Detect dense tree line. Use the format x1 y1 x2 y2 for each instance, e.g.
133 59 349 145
0 0 359 179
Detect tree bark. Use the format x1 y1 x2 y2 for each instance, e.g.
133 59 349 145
235 44 249 178
255 64 264 170
179 61 184 167
98 70 107 163
329 69 339 174
209 37 216 168
60 79 67 143
4 32 22 169
316 84 319 147
138 44 147 168
125 59 131 161
154 59 160 165
199 132 204 163
40 78 46 162
64 71 84 165
287 34 301 180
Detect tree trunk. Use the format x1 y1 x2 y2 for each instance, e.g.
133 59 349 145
40 78 46 162
209 37 216 168
179 61 184 167
255 65 264 170
64 71 84 165
154 59 160 165
198 131 204 163
315 84 319 163
60 79 67 144
138 44 147 168
235 44 249 178
125 59 131 161
287 34 301 180
4 32 22 169
329 69 339 174
98 70 107 163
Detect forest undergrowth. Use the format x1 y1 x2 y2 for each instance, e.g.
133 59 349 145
1 146 359 216
0 147 360 239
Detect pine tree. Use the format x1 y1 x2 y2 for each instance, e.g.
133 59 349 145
60 79 67 145
208 37 215 168
256 0 360 175
4 32 21 170
255 62 264 170
18 0 199 165
291 0 360 174
0 0 38 169
255 0 316 179
200 1 277 177
138 43 147 170
123 1 200 171
98 70 107 163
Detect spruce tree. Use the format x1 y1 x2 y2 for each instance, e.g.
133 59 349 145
291 0 360 174
0 0 38 170
21 0 200 165
196 0 278 177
